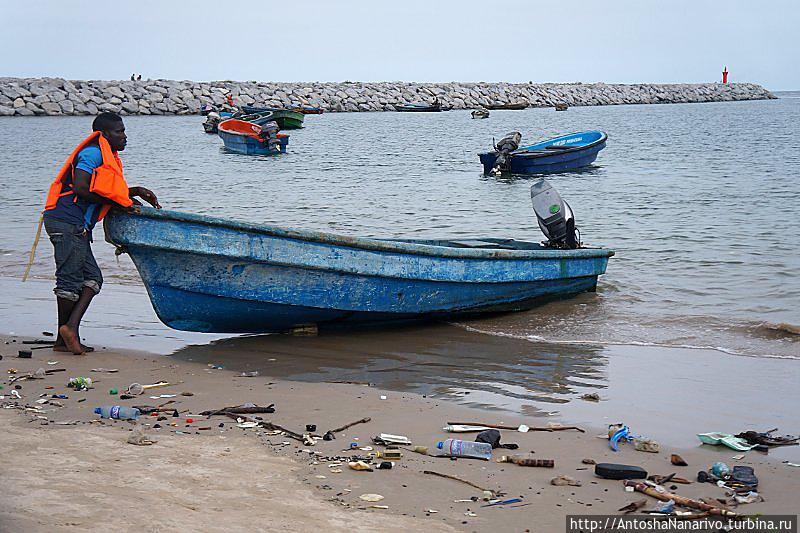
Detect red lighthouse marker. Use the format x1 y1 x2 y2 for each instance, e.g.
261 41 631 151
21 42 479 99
722 67 728 84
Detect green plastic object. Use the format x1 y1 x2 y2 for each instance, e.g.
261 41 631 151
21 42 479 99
109 388 118 395
697 432 755 451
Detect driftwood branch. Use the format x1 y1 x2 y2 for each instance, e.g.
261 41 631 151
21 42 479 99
200 404 275 417
423 470 502 497
224 413 305 442
623 480 737 517
328 417 371 434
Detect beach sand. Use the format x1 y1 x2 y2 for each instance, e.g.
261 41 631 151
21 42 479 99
1 334 798 532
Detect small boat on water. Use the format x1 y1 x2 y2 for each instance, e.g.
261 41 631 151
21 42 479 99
555 103 569 111
395 102 447 112
480 130 607 175
104 183 613 334
240 106 305 129
217 119 289 155
471 109 490 119
485 101 529 110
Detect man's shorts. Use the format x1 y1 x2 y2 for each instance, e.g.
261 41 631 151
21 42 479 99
44 218 102 302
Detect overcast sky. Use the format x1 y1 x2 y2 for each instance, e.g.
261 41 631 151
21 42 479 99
4 0 797 90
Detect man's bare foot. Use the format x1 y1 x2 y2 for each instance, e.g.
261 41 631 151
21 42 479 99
58 325 84 354
54 344 94 353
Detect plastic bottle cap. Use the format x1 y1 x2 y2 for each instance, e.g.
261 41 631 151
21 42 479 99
94 407 101 414
437 441 444 449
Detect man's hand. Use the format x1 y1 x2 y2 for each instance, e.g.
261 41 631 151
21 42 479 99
129 186 162 209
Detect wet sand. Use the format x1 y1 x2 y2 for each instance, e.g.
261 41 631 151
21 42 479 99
1 334 798 532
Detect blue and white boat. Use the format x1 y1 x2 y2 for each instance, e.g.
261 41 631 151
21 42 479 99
104 207 614 334
480 131 607 175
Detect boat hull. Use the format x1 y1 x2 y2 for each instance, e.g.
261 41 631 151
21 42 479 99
105 208 613 333
480 131 607 174
218 129 289 155
240 107 305 129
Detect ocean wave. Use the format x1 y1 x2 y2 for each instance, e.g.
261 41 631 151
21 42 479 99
450 322 800 361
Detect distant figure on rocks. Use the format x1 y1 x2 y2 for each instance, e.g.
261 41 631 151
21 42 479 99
42 112 161 354
136 74 142 81
130 74 135 81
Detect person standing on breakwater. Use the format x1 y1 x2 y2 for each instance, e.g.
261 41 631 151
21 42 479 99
42 112 161 354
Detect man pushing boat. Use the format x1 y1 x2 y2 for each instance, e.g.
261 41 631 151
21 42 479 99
42 112 161 354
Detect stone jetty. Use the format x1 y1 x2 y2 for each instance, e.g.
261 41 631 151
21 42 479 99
0 77 775 116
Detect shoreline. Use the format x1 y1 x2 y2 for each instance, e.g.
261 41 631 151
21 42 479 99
0 77 775 116
2 333 798 531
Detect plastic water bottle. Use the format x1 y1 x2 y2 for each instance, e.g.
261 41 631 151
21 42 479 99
436 439 492 460
94 406 141 420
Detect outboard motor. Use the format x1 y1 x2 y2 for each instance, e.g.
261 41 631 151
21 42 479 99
531 179 579 249
258 120 282 151
490 131 521 176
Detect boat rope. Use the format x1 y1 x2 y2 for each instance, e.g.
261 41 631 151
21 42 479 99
21 215 44 282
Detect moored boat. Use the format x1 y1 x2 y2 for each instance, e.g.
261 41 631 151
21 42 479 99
471 109 490 119
485 101 529 110
395 102 446 112
217 119 289 155
104 189 613 334
240 106 305 129
480 131 607 175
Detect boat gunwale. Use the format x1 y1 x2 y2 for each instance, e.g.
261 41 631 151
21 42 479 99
110 207 614 261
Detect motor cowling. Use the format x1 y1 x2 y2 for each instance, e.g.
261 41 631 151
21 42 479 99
531 179 579 249
490 131 521 175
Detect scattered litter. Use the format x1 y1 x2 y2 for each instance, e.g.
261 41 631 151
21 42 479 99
109 389 118 395
126 381 172 396
736 428 798 447
733 491 763 505
180 392 194 397
239 371 259 377
594 463 648 480
464 511 477 517
697 432 756 451
369 505 389 510
654 500 675 514
412 446 428 455
633 438 660 453
349 461 373 471
149 394 177 399
550 475 582 487
91 368 119 373
498 455 553 467
425 509 439 514
17 350 32 358
10 390 21 399
35 398 49 404
670 454 688 466
359 493 384 502
306 424 317 432
476 429 519 450
47 361 59 365
373 433 411 446
330 469 343 473
580 392 600 402
379 395 387 400
617 499 647 514
237 421 260 429
67 377 92 390
376 461 393 470
482 498 523 507
582 458 596 465
376 449 401 460
783 462 800 467
315 475 326 479
423 470 501 498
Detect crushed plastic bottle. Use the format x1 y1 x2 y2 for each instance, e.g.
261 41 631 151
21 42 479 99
94 406 141 420
436 439 492 460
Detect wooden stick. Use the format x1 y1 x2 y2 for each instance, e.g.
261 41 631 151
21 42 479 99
328 417 371 434
423 470 501 496
225 413 305 442
623 481 737 517
200 404 275 416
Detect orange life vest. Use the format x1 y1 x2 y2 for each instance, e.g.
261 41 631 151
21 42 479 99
44 131 133 222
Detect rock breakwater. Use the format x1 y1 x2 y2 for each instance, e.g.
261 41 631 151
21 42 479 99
0 77 775 116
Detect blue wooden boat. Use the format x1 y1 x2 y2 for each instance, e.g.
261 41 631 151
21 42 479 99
104 207 614 334
217 119 289 156
479 131 607 175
